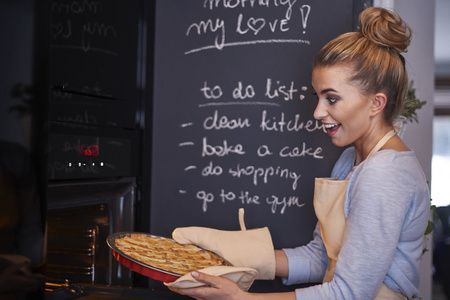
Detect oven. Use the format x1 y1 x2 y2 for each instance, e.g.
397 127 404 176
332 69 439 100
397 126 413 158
45 124 140 292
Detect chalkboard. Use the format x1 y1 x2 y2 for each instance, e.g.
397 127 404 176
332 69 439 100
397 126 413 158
48 0 142 129
149 0 355 249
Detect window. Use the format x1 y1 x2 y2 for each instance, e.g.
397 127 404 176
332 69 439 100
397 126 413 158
432 88 450 207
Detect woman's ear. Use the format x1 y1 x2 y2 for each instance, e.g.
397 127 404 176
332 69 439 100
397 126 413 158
370 93 387 117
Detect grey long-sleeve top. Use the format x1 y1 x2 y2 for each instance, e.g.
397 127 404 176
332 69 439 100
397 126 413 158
282 147 430 299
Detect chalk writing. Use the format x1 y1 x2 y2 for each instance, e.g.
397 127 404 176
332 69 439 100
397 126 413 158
201 82 223 99
185 2 312 54
266 194 305 214
51 0 119 55
265 78 299 101
180 75 328 214
197 190 214 212
201 161 223 176
198 101 280 108
279 143 323 159
195 188 304 214
82 22 117 52
228 163 301 190
233 81 256 99
51 0 102 14
179 141 195 147
200 79 308 105
194 161 308 192
202 137 246 157
56 109 98 125
203 110 251 130
260 110 325 132
186 18 225 50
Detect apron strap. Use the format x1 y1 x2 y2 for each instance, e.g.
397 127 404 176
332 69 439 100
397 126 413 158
366 129 397 159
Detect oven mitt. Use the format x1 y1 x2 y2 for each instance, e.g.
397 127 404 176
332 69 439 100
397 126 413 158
164 265 258 291
172 208 276 280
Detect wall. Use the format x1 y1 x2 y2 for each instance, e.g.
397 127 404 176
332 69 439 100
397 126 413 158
374 0 435 299
0 0 34 148
435 0 450 78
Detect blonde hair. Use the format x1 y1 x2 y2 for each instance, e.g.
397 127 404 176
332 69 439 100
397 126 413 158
313 7 412 124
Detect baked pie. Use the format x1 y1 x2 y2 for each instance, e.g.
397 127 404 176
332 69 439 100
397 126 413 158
113 233 228 275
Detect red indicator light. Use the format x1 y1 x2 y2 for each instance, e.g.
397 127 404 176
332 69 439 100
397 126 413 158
79 145 99 156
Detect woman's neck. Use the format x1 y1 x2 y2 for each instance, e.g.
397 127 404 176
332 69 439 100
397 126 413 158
353 125 396 166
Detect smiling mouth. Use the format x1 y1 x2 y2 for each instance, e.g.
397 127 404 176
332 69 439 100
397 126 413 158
324 123 341 135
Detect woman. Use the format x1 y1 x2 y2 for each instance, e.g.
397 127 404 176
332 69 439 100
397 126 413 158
169 6 430 299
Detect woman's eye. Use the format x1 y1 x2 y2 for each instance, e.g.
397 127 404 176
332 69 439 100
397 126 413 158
326 97 338 104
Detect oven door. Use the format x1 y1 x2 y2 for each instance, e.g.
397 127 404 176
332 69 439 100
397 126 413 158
46 177 136 291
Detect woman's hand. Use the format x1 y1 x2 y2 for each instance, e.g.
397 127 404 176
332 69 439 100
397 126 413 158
168 271 249 300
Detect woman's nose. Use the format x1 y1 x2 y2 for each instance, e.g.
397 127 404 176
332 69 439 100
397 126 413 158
313 100 326 120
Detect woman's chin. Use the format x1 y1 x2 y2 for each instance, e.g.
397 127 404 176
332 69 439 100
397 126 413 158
330 137 349 148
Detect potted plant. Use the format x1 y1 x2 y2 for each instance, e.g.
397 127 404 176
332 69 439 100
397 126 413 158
394 80 427 137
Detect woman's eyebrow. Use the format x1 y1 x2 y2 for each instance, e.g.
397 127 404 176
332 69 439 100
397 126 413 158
317 88 338 95
310 83 338 94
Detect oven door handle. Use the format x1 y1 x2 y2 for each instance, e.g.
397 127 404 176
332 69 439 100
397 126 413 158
52 85 119 100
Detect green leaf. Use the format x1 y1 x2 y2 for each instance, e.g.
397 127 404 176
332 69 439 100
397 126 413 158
424 220 434 235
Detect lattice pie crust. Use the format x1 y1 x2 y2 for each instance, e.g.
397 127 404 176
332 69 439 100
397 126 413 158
114 233 227 275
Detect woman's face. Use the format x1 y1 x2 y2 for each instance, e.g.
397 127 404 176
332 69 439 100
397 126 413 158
312 65 373 148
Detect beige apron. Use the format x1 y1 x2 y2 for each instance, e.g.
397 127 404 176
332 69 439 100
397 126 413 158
313 130 419 300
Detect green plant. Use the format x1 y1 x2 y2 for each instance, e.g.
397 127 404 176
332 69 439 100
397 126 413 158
423 199 437 255
402 80 427 124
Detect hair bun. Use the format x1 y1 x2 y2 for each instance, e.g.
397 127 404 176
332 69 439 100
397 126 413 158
358 7 412 53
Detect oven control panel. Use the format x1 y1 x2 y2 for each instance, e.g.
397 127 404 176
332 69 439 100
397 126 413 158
48 130 139 180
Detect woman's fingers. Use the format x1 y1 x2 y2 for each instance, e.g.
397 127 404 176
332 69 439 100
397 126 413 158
167 271 246 300
190 271 217 286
